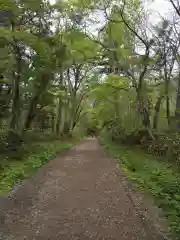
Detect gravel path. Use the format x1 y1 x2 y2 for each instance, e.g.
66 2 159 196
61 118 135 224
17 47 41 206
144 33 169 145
0 138 169 240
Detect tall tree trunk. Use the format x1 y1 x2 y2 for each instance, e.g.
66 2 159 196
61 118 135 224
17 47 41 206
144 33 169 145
24 93 40 130
10 22 22 131
166 95 170 126
10 51 21 131
136 91 151 128
0 85 11 123
153 95 164 130
8 40 22 146
165 75 171 127
24 73 51 131
136 89 154 139
62 101 70 135
72 107 83 130
56 69 63 136
10 76 20 130
175 74 180 129
51 113 55 133
70 93 85 131
56 97 62 136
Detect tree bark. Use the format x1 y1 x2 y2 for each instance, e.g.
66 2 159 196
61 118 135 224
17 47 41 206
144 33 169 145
56 97 62 136
51 113 55 133
166 95 170 126
10 46 21 131
153 95 164 130
175 74 180 129
24 93 40 130
136 89 154 139
24 73 52 131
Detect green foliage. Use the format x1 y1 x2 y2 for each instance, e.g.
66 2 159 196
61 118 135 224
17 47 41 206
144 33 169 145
145 133 180 165
102 137 180 239
88 76 143 140
0 2 180 236
0 141 73 195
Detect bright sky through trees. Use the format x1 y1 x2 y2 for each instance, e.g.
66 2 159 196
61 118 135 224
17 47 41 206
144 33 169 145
49 0 172 24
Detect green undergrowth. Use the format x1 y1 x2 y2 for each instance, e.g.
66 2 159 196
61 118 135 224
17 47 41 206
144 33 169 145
102 138 180 239
0 140 75 195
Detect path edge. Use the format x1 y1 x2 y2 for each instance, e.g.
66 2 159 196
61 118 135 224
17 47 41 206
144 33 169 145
113 162 172 240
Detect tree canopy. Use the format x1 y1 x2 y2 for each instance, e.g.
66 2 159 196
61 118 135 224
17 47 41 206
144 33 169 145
0 0 179 147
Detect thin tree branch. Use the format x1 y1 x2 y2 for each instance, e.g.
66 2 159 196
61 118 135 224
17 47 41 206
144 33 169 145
169 0 180 18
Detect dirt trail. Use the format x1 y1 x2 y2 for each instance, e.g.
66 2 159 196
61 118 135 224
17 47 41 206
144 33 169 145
0 138 169 240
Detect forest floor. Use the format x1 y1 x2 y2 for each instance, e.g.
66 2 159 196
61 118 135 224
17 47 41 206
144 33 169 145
0 138 170 240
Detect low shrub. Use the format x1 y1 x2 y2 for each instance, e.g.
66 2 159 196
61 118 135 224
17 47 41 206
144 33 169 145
0 141 73 195
104 124 180 167
140 133 180 166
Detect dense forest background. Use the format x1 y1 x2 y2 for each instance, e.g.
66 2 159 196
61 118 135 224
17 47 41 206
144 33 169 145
1 0 180 152
1 0 180 238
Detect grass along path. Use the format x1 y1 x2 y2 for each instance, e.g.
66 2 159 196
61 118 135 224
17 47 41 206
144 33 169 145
103 139 180 239
0 140 75 195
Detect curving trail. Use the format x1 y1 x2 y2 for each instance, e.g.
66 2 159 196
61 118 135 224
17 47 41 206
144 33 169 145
0 138 169 240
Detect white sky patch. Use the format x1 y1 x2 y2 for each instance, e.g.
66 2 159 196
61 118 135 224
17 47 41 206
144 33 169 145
49 0 174 27
49 0 56 4
48 0 175 36
145 0 173 23
49 0 173 23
